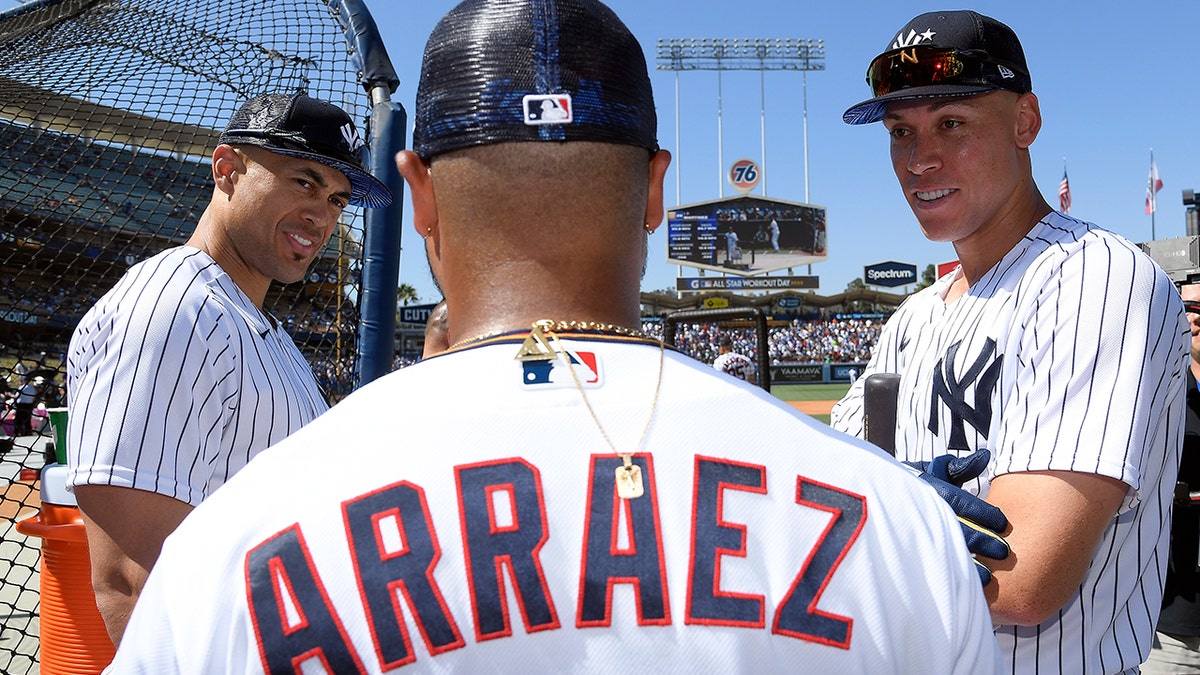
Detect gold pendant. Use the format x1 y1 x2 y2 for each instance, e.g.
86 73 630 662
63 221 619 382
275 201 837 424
615 458 644 499
515 320 558 361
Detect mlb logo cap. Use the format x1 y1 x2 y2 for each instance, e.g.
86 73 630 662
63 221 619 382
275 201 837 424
411 0 659 159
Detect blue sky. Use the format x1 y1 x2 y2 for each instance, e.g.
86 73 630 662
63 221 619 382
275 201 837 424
6 0 1197 304
363 0 1200 304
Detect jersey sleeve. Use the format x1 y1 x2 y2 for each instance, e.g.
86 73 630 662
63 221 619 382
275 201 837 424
67 265 239 506
994 237 1188 505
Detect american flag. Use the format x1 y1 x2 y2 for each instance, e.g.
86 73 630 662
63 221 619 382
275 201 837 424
1146 157 1163 215
1058 168 1071 214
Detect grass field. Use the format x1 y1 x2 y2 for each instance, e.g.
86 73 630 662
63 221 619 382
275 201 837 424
770 383 851 425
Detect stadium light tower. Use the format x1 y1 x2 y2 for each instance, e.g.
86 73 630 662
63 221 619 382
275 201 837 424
656 37 825 203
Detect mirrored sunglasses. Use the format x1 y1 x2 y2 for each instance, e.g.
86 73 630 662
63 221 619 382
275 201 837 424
866 47 995 98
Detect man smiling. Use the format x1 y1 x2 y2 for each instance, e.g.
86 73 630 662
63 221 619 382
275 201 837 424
832 10 1188 673
65 91 390 646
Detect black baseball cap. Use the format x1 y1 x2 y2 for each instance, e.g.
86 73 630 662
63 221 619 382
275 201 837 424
411 0 659 160
218 92 392 208
843 10 1031 125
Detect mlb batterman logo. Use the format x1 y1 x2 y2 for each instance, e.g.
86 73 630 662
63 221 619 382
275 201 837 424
521 349 601 388
523 93 573 126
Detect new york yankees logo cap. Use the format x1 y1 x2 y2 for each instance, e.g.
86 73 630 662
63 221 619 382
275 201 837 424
219 91 392 208
411 0 659 160
843 10 1032 125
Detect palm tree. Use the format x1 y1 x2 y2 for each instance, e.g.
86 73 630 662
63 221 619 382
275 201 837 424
396 283 420 307
916 264 937 291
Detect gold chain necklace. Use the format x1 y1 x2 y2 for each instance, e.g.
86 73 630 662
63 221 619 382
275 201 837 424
515 320 664 499
449 320 649 352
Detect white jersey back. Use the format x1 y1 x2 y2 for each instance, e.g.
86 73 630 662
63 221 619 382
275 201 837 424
712 351 755 383
66 246 328 505
114 335 1001 674
832 212 1189 673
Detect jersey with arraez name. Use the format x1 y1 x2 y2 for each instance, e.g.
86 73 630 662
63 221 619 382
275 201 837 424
113 336 1001 674
831 211 1189 673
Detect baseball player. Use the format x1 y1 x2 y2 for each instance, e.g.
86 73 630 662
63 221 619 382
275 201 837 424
832 10 1189 673
712 334 756 385
66 92 391 644
108 1 1001 672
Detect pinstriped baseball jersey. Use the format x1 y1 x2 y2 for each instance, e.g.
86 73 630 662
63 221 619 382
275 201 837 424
66 246 328 506
111 336 1002 673
832 212 1189 673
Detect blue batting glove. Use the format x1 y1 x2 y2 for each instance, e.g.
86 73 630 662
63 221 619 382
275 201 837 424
905 450 1010 585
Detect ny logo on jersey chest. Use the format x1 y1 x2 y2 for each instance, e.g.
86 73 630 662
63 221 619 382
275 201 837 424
928 338 1003 450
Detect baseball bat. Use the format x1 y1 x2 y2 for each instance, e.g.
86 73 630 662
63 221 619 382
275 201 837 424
863 372 901 456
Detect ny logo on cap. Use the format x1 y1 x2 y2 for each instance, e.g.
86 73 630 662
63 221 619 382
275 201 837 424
523 94 573 126
340 123 363 152
891 29 936 50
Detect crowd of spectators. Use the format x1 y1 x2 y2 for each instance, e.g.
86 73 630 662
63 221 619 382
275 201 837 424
0 279 100 329
281 304 358 338
641 317 882 366
4 298 883 410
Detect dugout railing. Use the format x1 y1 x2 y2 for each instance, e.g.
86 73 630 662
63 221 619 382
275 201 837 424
0 1 405 670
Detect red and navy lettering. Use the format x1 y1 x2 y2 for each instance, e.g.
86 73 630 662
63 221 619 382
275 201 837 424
686 456 768 628
342 482 465 669
577 454 671 627
239 455 875 669
455 459 560 640
772 477 867 648
245 525 366 674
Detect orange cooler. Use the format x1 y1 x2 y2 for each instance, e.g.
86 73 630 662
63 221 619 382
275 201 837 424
15 464 115 673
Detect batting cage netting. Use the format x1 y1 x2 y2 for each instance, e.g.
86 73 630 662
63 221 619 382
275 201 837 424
0 0 401 669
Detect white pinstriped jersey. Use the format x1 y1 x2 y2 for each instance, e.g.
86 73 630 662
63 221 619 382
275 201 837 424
112 335 1002 674
66 246 328 506
831 212 1189 674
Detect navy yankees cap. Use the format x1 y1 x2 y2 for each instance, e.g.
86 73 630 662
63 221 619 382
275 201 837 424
411 0 659 160
219 92 392 208
843 10 1032 125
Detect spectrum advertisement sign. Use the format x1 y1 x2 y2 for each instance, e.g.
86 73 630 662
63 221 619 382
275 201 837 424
863 261 917 288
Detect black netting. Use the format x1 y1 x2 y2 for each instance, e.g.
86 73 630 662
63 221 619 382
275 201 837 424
0 1 373 669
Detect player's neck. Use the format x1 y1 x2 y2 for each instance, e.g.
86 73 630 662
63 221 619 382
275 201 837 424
949 196 1053 299
442 257 642 346
186 213 269 308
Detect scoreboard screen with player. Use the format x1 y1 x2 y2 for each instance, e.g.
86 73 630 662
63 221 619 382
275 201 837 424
666 195 827 277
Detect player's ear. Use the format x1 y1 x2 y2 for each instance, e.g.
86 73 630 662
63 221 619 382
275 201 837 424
211 144 244 198
643 149 672 233
396 150 439 240
1013 92 1041 150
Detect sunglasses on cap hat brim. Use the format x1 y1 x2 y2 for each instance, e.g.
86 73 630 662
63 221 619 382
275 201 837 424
865 46 1027 98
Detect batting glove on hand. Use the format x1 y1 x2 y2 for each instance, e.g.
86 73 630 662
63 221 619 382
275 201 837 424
905 450 1010 586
